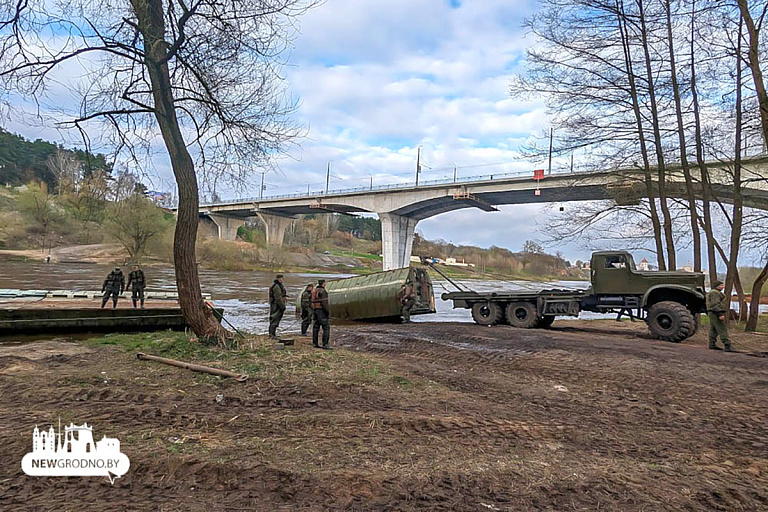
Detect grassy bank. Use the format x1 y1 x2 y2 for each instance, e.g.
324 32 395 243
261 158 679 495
85 331 427 390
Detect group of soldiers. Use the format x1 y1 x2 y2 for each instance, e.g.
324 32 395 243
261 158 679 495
269 275 332 349
100 265 146 309
268 274 419 347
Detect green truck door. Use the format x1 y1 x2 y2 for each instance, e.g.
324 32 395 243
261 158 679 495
592 253 634 295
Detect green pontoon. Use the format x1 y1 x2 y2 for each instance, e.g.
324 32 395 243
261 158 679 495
314 267 436 321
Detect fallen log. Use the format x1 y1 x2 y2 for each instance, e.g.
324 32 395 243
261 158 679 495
136 352 248 382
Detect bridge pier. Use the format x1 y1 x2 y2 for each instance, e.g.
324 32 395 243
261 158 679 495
204 214 245 241
256 212 292 247
379 213 418 271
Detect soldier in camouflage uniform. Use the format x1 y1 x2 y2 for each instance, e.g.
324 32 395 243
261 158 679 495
311 279 331 349
706 280 733 352
268 274 287 338
101 267 125 309
397 282 417 323
299 284 314 336
127 265 147 309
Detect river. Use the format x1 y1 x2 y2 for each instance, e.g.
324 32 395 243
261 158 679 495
1 260 757 339
0 260 594 335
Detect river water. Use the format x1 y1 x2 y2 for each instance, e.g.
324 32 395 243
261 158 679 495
0 260 595 335
4 260 757 338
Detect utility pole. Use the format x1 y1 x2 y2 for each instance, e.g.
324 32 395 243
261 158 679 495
415 146 421 186
453 164 457 183
259 172 265 201
307 184 310 195
570 152 574 173
370 175 373 190
325 162 330 194
547 127 553 175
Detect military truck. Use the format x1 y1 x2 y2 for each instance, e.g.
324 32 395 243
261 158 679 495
441 251 706 342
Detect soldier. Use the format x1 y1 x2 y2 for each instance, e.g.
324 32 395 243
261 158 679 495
101 267 125 309
268 274 287 338
706 280 733 352
311 279 331 349
127 264 147 309
398 282 417 323
299 284 314 336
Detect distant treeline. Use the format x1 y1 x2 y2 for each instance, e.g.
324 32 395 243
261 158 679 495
0 128 111 188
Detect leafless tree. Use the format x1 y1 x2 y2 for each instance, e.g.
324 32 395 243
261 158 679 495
735 0 768 331
1 0 315 343
47 150 83 194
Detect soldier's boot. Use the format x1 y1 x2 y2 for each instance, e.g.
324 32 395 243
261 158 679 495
100 297 108 309
709 345 722 350
724 346 735 352
132 299 138 309
112 299 118 309
140 299 145 309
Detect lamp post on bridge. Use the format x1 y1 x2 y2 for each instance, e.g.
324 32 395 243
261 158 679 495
415 146 421 186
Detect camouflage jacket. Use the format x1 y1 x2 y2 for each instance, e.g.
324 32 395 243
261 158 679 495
102 270 125 292
706 289 728 313
300 289 313 311
397 284 416 304
269 281 287 309
127 270 146 290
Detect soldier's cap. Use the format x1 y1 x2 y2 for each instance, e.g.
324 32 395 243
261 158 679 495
306 283 314 287
712 280 723 288
276 274 284 279
318 279 326 285
114 267 121 271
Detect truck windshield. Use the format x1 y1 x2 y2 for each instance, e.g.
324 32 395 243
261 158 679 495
604 255 627 269
604 254 637 270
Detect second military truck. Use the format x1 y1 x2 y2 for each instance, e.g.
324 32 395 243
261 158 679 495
441 251 706 342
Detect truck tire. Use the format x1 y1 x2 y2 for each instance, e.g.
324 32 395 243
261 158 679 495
647 301 696 342
536 315 555 328
505 302 539 328
472 302 503 326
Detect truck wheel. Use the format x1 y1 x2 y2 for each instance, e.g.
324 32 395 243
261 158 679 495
692 312 700 335
505 302 539 328
647 301 695 342
536 315 555 328
472 302 503 326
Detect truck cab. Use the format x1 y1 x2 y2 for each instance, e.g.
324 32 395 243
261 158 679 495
591 251 705 304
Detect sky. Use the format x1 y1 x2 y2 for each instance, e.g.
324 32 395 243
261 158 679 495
277 0 569 255
0 0 647 264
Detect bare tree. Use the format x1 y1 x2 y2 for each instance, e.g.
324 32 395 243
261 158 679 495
1 0 313 343
47 150 83 195
735 0 768 331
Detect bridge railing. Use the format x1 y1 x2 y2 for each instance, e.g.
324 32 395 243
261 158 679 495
205 167 579 206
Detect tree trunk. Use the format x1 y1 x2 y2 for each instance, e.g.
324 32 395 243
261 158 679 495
737 0 768 144
638 0 676 269
725 16 744 312
665 0 700 271
618 1 666 269
690 0 718 284
131 0 227 342
736 0 768 333
746 259 768 332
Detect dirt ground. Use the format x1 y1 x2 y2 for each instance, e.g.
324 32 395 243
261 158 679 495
0 319 767 511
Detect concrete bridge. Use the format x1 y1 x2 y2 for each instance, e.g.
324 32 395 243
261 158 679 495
197 156 768 270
